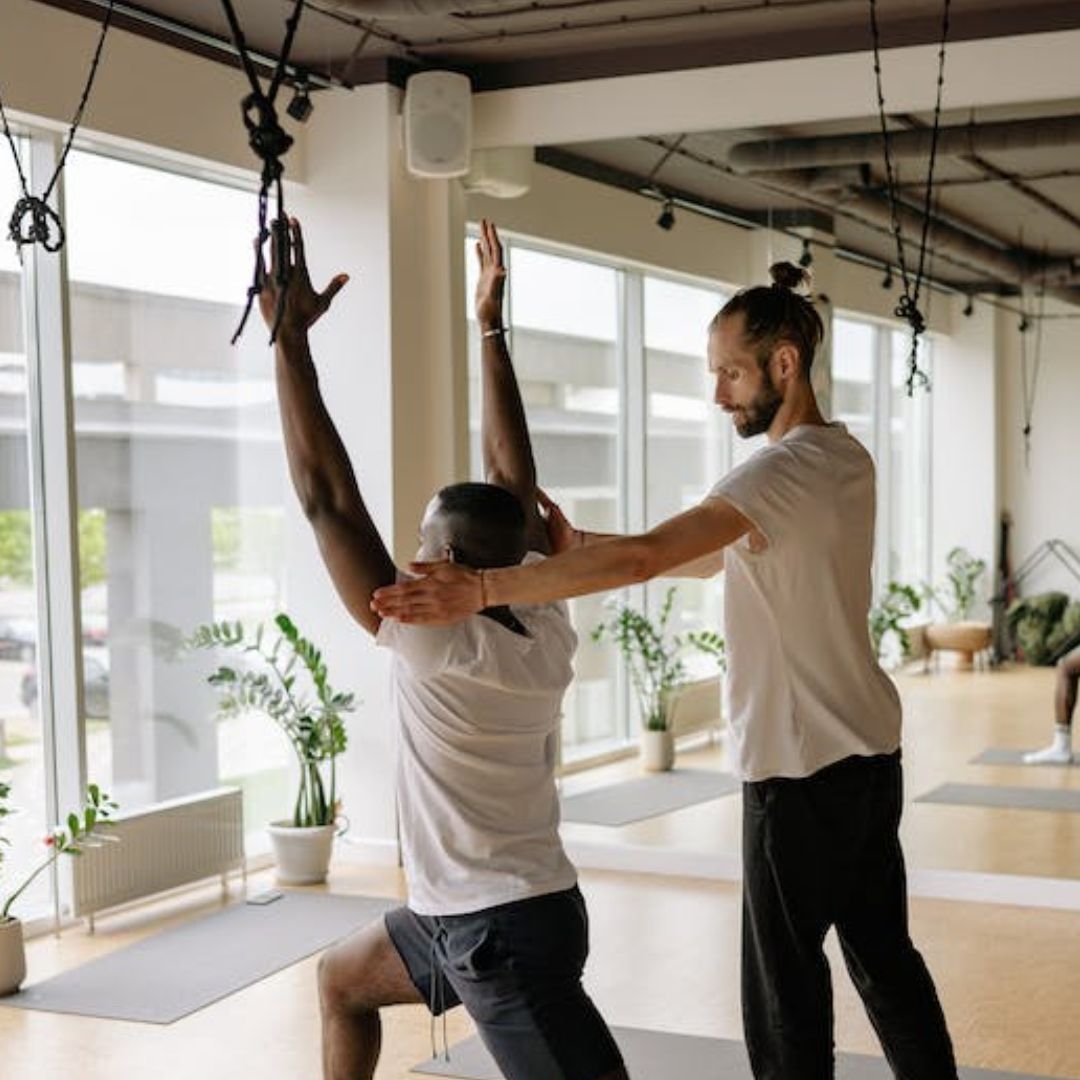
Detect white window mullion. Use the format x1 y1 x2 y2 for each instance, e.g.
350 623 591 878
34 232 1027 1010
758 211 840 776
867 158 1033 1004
23 134 86 922
872 326 892 594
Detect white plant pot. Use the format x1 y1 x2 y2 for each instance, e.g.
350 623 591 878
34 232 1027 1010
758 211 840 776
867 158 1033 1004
267 821 337 885
641 729 675 773
0 917 26 996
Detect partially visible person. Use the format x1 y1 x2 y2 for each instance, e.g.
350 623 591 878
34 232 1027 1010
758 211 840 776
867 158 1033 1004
1023 643 1080 764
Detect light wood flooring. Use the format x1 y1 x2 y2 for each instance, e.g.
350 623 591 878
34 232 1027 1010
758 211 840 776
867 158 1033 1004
3 664 1079 1079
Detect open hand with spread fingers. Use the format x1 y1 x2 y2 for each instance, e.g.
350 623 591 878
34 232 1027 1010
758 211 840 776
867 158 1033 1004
257 217 348 339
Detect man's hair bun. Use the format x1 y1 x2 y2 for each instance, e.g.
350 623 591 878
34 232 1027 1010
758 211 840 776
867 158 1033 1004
769 261 811 292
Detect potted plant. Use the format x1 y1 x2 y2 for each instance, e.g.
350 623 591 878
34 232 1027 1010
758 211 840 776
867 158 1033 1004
189 613 353 885
924 547 993 669
1 781 118 995
593 586 726 772
869 582 924 668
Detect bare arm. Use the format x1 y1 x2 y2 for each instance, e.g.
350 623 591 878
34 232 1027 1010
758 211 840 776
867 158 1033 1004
474 221 549 553
261 220 396 636
537 490 721 576
371 497 750 623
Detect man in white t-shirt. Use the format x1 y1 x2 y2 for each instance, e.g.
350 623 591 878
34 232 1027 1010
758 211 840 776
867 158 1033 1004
374 263 958 1079
258 219 627 1080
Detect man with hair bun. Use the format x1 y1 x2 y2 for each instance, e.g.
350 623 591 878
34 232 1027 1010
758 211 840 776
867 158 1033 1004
374 261 958 1079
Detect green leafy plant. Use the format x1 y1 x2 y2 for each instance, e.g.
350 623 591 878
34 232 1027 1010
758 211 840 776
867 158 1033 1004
869 582 923 661
1 782 118 923
188 613 353 828
593 586 726 732
926 547 987 622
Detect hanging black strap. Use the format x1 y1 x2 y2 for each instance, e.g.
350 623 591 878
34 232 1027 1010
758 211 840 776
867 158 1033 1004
0 0 116 256
218 0 306 345
1019 258 1048 469
869 0 951 396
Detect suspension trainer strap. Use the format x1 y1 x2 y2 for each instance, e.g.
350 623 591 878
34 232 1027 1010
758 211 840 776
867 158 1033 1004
0 0 116 255
869 0 951 396
218 0 306 345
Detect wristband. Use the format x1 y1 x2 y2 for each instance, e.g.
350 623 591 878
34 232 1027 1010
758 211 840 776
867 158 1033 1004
481 325 506 339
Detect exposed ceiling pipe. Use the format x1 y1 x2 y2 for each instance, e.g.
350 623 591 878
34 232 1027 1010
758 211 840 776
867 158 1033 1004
749 168 1080 305
318 0 525 16
728 114 1080 173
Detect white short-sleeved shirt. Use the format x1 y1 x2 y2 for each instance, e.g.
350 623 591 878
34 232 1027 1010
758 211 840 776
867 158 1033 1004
376 554 579 916
707 422 901 782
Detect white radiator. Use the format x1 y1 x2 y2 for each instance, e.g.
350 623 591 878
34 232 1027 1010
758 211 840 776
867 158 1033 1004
72 787 245 922
668 676 724 740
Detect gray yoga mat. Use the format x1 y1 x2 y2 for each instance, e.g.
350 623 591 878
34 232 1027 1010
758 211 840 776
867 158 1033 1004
916 782 1080 813
412 1028 1040 1079
560 769 740 827
0 891 396 1024
971 748 1077 767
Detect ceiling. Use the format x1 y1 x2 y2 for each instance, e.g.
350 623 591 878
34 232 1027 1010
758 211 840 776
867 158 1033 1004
28 0 1080 299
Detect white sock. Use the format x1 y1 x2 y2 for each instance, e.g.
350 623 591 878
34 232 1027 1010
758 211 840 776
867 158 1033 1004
1023 726 1073 764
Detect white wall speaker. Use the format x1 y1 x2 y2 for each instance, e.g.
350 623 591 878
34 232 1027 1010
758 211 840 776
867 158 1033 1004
404 71 472 179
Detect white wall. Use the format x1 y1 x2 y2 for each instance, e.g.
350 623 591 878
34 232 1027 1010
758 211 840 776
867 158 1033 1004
931 297 1000 616
999 300 1080 597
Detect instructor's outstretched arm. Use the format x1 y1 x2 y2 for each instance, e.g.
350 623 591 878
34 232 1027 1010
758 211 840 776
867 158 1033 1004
371 496 751 625
261 218 396 636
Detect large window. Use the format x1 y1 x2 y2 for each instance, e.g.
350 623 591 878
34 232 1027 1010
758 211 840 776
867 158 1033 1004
0 146 47 920
467 242 625 758
467 236 732 760
643 275 726 679
833 314 934 591
65 151 288 854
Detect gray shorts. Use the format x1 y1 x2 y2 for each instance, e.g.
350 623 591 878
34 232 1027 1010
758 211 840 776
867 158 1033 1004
385 885 624 1080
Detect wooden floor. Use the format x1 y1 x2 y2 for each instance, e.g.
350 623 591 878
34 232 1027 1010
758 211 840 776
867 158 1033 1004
3 664 1080 1079
562 664 1080 882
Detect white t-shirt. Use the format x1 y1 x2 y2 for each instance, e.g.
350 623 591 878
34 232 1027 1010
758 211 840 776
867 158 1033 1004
707 422 901 782
376 554 578 916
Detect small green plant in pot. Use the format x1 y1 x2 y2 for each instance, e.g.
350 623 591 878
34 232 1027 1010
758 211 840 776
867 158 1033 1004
923 547 993 670
869 582 923 666
189 613 354 884
926 547 987 623
1 781 118 995
593 586 725 771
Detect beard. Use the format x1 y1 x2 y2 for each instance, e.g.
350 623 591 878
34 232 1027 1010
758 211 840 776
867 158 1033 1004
732 370 783 438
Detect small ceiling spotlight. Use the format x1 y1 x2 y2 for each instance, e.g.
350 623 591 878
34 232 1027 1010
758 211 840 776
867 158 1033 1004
286 76 314 123
656 199 676 231
962 293 975 317
798 238 813 268
881 265 894 290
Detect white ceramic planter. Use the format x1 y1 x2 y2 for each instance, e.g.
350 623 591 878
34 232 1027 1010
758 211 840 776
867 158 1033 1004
267 821 337 885
0 917 26 996
641 729 675 773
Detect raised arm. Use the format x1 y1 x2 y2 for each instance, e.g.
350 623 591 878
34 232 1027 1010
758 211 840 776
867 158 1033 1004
474 220 549 553
371 496 750 624
260 219 396 636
